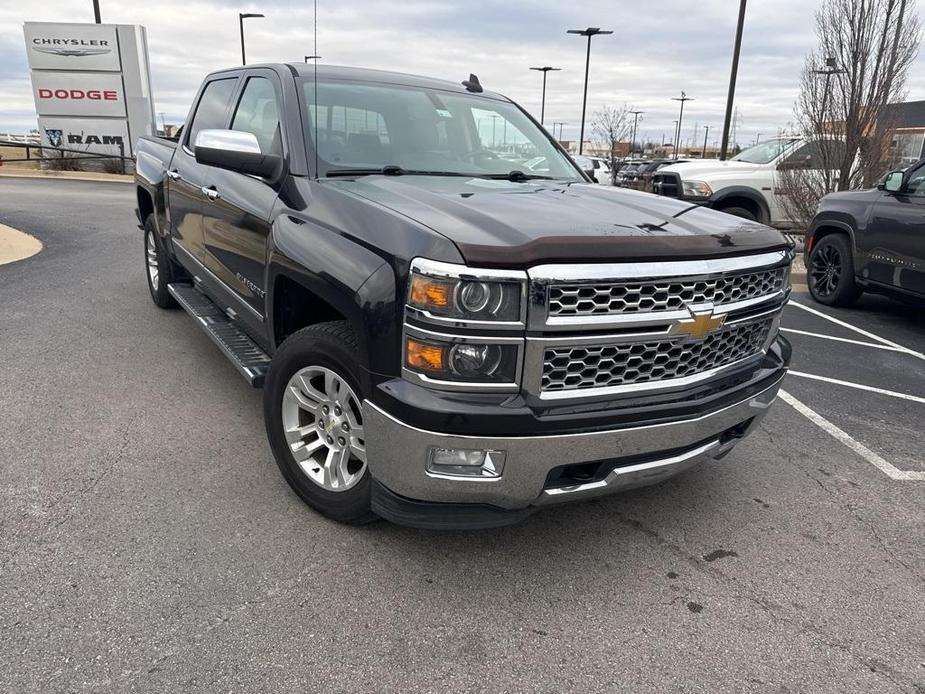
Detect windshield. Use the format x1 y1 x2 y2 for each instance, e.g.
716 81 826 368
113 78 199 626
300 79 581 179
732 138 801 164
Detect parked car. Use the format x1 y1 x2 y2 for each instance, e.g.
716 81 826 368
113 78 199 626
613 160 644 187
653 137 845 228
628 159 688 192
587 155 614 185
805 159 925 305
571 154 598 181
135 63 792 529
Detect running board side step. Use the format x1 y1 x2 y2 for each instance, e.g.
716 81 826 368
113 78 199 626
167 283 271 387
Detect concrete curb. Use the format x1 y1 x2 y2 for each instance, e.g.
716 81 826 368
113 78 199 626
0 169 133 184
0 223 43 266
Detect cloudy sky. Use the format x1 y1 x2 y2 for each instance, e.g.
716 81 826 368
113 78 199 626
2 0 924 148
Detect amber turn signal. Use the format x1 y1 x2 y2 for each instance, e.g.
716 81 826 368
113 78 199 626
405 338 446 373
409 274 453 310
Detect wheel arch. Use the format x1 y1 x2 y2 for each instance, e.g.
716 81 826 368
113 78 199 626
807 218 856 249
709 186 771 225
266 216 398 379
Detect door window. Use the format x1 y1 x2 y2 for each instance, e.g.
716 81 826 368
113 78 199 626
186 78 238 149
231 76 282 156
904 165 925 196
782 140 846 170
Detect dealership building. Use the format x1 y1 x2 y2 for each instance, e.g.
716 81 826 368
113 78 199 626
886 100 925 166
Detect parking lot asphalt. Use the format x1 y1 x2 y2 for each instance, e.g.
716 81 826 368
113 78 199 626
1 177 923 694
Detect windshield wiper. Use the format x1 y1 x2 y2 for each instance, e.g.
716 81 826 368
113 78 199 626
326 166 477 178
482 170 555 181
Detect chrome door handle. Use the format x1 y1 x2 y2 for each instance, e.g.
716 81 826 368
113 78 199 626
201 186 221 201
166 170 180 181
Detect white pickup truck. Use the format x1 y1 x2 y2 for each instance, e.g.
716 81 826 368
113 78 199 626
653 137 842 229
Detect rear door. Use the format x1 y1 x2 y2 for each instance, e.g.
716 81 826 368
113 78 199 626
167 76 239 266
863 161 925 296
200 69 285 329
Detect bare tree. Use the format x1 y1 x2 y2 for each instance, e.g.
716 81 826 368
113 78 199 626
591 105 631 181
780 0 921 230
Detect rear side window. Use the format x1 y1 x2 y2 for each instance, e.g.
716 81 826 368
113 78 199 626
231 76 282 156
186 78 238 149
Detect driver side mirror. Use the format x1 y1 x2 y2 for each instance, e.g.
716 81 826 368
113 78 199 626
194 129 281 179
881 170 904 193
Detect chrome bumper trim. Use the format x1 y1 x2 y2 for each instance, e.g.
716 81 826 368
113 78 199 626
536 438 732 506
363 374 784 509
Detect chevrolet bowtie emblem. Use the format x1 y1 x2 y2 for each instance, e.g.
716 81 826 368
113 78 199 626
676 305 726 340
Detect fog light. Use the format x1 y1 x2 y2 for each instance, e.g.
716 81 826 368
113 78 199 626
427 447 506 478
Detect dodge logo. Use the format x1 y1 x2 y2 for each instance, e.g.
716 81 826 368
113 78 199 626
37 89 119 101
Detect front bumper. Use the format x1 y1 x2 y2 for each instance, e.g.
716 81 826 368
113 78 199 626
364 371 785 527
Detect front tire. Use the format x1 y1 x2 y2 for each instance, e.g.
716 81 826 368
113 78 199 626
719 206 758 222
263 322 376 524
144 215 178 309
808 234 862 306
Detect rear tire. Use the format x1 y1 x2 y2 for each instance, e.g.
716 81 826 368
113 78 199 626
144 215 178 309
263 322 377 525
808 234 862 307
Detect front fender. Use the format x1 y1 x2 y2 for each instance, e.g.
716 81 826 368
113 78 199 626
266 214 396 377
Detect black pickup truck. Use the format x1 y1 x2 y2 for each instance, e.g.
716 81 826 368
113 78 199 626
135 63 792 529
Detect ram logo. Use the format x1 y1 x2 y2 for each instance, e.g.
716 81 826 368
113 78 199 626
44 129 64 147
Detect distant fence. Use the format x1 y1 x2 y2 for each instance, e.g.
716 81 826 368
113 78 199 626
0 140 134 175
0 133 41 145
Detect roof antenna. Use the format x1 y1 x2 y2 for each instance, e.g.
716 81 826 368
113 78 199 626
462 74 483 93
313 0 319 179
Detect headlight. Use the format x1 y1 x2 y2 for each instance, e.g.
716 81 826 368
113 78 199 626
407 259 525 323
681 180 713 199
404 334 520 385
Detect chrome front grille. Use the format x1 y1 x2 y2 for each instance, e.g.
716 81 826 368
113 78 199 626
547 267 787 318
541 318 773 393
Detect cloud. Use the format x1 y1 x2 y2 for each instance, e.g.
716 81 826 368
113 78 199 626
2 0 924 147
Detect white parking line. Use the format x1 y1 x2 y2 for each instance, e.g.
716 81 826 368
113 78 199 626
788 370 925 404
778 389 925 481
780 328 907 352
787 299 925 361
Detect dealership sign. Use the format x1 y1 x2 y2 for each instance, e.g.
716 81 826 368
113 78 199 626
25 23 120 71
37 117 129 154
31 72 126 118
24 21 156 156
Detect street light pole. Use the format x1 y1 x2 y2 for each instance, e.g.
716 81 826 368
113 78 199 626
629 110 643 157
567 27 613 155
672 92 693 159
529 66 561 125
702 125 710 158
304 55 321 62
92 0 101 23
720 0 747 160
239 13 265 66
812 57 846 136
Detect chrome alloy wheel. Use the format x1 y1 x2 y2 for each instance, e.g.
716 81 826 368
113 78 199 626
810 244 841 297
146 229 159 291
281 366 367 491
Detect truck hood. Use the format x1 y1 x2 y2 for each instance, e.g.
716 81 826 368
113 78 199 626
658 160 764 179
329 176 788 267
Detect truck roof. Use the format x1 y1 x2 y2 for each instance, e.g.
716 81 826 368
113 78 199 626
208 63 510 101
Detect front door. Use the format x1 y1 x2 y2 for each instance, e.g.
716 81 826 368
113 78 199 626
168 76 239 266
200 70 284 330
863 161 925 296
